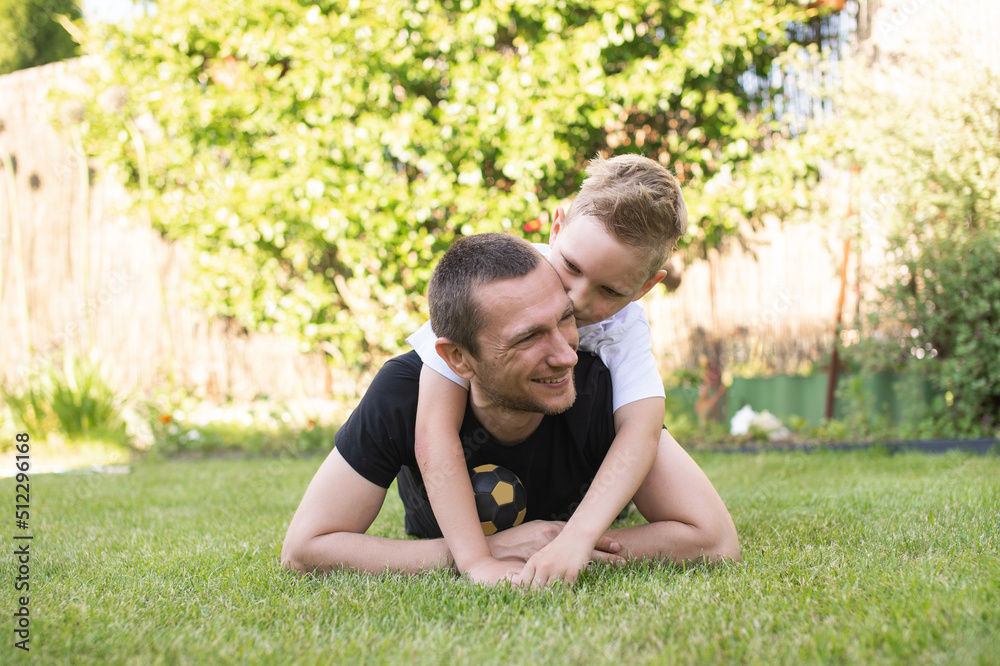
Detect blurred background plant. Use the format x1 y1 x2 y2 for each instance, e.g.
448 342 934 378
1 352 129 447
698 5 1000 441
818 35 1000 438
0 0 81 75
143 391 345 458
1 363 346 461
0 352 137 469
4 1 996 460
67 0 827 373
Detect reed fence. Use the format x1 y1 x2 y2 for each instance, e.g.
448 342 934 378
0 61 343 401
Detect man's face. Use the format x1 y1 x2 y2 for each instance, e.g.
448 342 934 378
467 264 580 415
548 212 658 327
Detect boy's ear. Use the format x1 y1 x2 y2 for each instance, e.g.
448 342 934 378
435 338 476 380
631 269 667 302
550 206 567 240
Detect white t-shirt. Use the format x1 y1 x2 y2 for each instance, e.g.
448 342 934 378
405 243 665 413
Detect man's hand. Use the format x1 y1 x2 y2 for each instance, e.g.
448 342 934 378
485 521 621 574
462 556 526 586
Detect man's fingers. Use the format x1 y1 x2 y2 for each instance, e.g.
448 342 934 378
591 550 626 564
594 536 621 553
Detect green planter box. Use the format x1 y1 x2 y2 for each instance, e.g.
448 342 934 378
727 374 829 426
723 371 938 428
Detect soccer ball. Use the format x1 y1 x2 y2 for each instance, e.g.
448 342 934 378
470 464 527 536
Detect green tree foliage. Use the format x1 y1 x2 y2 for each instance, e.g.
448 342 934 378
864 70 1000 434
76 0 817 369
799 42 1000 435
0 0 81 75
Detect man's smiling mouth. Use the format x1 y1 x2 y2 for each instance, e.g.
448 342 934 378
533 375 569 384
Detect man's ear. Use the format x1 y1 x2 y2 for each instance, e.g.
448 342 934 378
631 269 667 302
435 338 476 380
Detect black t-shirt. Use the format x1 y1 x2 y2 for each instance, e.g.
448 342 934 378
335 350 617 537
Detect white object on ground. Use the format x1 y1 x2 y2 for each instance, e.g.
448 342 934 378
730 405 792 441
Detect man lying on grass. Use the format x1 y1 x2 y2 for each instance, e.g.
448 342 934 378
282 233 739 586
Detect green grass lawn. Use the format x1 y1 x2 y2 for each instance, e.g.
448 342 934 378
3 449 999 665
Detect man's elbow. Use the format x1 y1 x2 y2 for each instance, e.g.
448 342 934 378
280 548 303 575
280 533 315 575
702 519 741 564
281 552 305 575
706 535 741 564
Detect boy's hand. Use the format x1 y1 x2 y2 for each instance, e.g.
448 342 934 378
462 556 525 586
515 531 611 588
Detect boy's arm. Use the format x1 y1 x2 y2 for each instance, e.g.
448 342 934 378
415 366 524 584
516 396 664 587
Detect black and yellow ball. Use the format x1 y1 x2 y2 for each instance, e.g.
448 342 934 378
470 464 527 536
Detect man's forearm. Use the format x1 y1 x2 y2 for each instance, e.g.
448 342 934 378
283 531 455 576
606 519 740 565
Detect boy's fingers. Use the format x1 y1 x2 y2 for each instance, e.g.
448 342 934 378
517 562 535 587
594 536 620 553
531 573 551 589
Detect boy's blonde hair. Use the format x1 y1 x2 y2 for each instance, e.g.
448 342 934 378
566 154 688 277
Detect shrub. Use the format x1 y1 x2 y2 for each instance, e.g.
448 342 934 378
1 353 131 448
145 396 343 457
0 0 81 75
795 16 1000 437
71 0 820 371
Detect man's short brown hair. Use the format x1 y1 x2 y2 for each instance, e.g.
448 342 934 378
566 154 688 277
428 233 540 357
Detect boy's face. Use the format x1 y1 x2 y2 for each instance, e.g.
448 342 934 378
548 208 665 327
